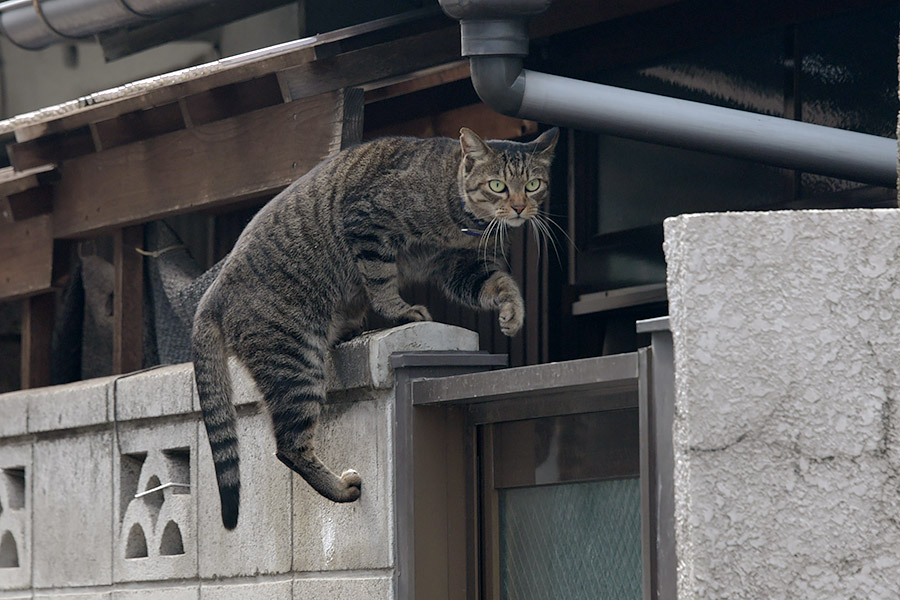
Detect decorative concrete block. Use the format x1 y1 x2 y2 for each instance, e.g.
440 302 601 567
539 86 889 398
112 586 198 600
292 575 393 599
113 365 195 422
327 322 479 390
28 376 114 433
0 444 30 590
114 421 197 582
200 580 291 600
0 392 28 438
293 394 393 571
665 210 900 599
32 431 113 587
198 409 292 578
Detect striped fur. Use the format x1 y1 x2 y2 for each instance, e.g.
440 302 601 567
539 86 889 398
192 127 558 529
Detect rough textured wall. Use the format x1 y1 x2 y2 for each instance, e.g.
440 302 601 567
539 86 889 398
665 210 900 599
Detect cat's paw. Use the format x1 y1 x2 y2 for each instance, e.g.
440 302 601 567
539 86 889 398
339 469 362 502
399 304 432 323
499 299 524 336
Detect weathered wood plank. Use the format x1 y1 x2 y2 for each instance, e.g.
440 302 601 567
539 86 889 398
92 101 185 151
2 186 53 222
364 102 537 141
11 45 317 143
52 88 364 238
7 127 95 171
182 75 284 127
0 164 58 196
113 226 143 374
363 62 469 104
277 27 460 101
0 215 53 300
21 292 55 389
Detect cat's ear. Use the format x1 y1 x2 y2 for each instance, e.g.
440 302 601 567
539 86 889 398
532 127 559 155
459 127 492 158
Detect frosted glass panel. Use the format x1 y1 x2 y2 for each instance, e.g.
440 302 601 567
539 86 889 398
499 478 641 600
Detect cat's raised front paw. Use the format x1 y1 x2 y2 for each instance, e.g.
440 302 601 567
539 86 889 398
499 300 524 336
399 304 432 323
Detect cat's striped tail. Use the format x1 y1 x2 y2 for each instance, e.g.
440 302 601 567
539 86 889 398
192 309 240 530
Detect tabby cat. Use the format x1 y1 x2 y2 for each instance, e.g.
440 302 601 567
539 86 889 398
192 127 558 529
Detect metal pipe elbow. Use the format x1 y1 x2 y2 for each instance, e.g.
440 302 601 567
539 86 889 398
469 56 526 117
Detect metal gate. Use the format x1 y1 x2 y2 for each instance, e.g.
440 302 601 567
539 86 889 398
391 317 675 600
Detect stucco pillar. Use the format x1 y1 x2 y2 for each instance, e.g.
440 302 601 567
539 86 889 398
665 210 900 599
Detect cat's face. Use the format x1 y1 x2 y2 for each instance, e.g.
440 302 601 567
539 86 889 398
459 127 558 228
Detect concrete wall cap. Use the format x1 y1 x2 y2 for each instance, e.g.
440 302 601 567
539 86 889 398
327 322 479 390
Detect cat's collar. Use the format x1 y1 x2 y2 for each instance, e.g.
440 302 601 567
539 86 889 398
460 200 490 237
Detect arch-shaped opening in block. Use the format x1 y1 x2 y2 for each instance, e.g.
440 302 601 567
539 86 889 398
125 523 148 559
159 520 184 556
142 475 164 521
0 530 19 568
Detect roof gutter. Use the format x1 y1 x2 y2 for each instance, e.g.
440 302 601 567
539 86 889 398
0 0 210 50
440 0 898 188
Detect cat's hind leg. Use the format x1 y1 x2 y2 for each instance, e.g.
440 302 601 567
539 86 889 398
240 330 361 503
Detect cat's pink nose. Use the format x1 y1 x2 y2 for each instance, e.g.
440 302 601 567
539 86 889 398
511 204 525 215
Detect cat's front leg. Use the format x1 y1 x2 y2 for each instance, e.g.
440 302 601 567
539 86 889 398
426 248 524 337
480 271 525 336
358 254 432 323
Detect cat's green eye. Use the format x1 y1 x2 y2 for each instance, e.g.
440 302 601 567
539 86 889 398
525 178 543 192
488 180 507 193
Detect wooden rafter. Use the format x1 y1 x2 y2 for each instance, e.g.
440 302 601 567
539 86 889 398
51 88 363 238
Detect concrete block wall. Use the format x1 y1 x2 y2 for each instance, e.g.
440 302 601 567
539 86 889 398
664 210 900 599
0 322 478 599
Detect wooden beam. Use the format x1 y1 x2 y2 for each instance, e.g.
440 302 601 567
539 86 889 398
113 226 143 374
11 46 317 143
364 102 537 141
91 101 185 151
363 62 470 104
275 27 460 102
2 186 54 222
51 88 365 238
0 165 57 223
21 292 55 389
0 164 58 196
7 127 95 171
0 215 53 300
181 75 284 127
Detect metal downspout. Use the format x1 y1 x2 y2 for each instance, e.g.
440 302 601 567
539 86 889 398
440 2 898 188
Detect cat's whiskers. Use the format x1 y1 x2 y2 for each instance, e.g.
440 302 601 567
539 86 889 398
532 214 564 268
538 213 575 248
528 217 543 261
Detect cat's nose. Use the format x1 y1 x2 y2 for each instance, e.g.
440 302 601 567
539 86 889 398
511 204 525 215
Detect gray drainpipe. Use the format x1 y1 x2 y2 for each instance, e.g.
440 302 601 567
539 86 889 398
440 0 898 188
0 0 209 50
